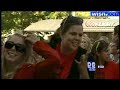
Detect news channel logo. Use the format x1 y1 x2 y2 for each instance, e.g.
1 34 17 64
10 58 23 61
90 11 120 16
87 62 96 71
87 62 104 71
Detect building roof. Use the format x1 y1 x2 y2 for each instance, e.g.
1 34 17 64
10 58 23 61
24 19 119 32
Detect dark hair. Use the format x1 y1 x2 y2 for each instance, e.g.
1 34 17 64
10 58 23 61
116 38 119 49
60 15 83 35
48 27 61 48
48 33 61 48
113 25 119 49
49 15 83 48
114 25 119 36
91 40 109 56
114 36 119 49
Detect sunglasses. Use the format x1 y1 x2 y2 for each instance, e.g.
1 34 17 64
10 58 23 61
5 41 26 53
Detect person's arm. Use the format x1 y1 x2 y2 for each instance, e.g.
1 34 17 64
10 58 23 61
14 34 61 79
75 55 90 79
33 41 61 79
14 41 60 79
79 67 90 79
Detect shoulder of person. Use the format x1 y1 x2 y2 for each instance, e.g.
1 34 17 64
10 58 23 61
107 61 119 68
16 64 35 72
14 64 35 79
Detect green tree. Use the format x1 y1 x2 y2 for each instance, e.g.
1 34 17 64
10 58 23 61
1 11 108 42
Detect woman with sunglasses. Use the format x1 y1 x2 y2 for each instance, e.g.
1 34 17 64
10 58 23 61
90 40 119 79
2 33 60 79
2 33 29 79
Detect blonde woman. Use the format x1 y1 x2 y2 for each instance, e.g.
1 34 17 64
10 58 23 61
80 35 92 54
2 33 44 79
2 33 30 79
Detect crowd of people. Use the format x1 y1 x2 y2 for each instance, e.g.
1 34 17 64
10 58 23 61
1 15 119 79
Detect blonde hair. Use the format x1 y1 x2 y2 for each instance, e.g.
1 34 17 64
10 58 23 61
99 36 109 44
7 33 25 41
82 35 92 54
2 33 32 79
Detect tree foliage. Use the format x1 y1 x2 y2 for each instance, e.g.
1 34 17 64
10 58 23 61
1 11 108 41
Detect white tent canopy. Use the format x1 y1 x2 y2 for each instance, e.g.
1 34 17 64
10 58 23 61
24 19 62 32
24 19 119 32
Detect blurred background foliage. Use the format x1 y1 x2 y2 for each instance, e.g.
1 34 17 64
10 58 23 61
1 11 108 42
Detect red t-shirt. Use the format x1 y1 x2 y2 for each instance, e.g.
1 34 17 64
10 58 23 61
56 44 78 79
94 61 119 79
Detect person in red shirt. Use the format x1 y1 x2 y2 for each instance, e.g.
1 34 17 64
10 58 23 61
2 33 35 79
49 15 89 79
14 15 89 79
90 40 119 79
2 33 31 79
13 34 61 79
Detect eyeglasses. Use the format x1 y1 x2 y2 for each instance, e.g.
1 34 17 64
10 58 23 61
5 41 26 53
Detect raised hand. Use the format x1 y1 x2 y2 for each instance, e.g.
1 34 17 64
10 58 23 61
75 54 89 79
25 33 39 45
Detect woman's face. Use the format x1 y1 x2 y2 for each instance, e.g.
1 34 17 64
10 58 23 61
98 49 110 61
4 35 26 63
61 25 83 51
80 37 89 50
